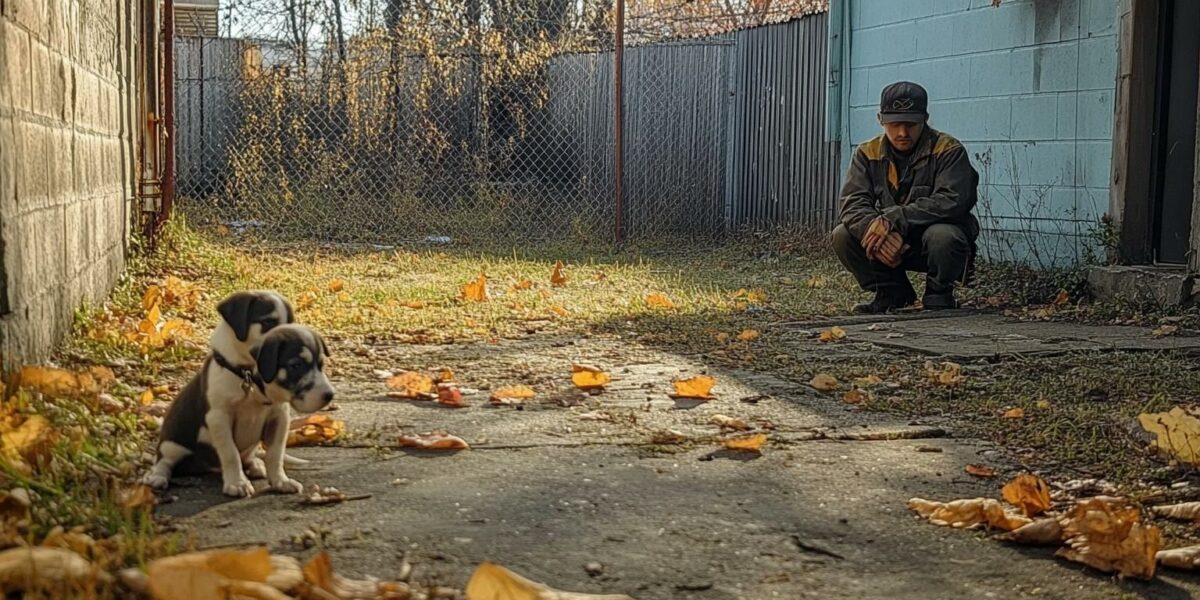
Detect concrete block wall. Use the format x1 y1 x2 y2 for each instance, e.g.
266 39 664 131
0 0 139 367
842 0 1118 266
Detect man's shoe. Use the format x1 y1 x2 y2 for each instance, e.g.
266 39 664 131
922 292 958 310
852 292 916 315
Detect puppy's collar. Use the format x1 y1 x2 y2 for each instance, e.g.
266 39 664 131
212 352 266 395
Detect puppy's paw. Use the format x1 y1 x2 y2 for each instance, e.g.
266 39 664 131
142 472 169 490
244 457 267 479
222 477 256 498
269 476 303 494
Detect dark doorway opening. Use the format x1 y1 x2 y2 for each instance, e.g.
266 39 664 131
1150 0 1200 264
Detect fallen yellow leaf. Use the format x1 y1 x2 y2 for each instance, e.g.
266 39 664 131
117 484 157 510
512 279 534 291
550 261 567 287
994 518 1064 546
964 464 996 478
1138 406 1200 465
571 364 612 390
818 327 846 342
1001 473 1052 517
0 546 110 594
709 414 751 431
550 305 569 317
671 375 716 399
645 292 675 310
723 433 767 453
146 547 280 600
1153 325 1180 337
0 415 56 468
809 373 839 391
1158 545 1200 570
336 291 351 303
385 371 436 399
1054 289 1069 306
842 388 869 404
287 415 345 446
437 368 454 383
465 561 633 600
139 389 155 406
301 550 408 598
925 361 964 386
737 329 761 342
460 275 489 302
1003 407 1025 419
490 385 536 405
436 384 466 407
328 279 345 293
1057 497 1159 580
805 276 826 288
853 374 884 387
908 497 1031 531
397 431 470 450
142 285 162 311
1151 502 1200 521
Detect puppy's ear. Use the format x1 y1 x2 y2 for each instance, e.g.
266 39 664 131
217 292 257 342
255 335 283 383
315 330 330 358
282 296 295 324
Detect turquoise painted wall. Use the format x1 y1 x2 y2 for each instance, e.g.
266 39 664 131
834 0 1118 266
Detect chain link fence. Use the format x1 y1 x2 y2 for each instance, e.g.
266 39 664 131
173 0 829 245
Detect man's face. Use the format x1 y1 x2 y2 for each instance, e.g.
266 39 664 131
879 119 925 152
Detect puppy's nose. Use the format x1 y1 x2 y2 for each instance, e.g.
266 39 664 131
321 391 335 405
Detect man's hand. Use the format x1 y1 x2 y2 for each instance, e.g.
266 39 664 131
875 232 907 268
861 217 892 256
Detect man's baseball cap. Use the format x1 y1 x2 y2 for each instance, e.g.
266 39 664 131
879 81 928 123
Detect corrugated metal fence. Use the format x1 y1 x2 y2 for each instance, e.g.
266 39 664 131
544 12 840 235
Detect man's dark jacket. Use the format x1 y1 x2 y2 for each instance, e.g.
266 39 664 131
839 127 980 243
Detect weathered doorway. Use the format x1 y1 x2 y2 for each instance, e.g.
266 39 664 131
1150 0 1200 264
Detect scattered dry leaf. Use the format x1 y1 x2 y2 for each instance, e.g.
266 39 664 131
994 518 1064 545
436 384 467 408
1153 325 1180 337
0 546 110 594
1003 407 1025 419
401 300 426 309
645 293 675 310
1002 473 1052 517
853 374 884 387
908 497 1031 531
490 385 536 405
842 388 869 404
550 261 568 287
709 414 751 431
650 430 688 445
301 485 349 506
1137 406 1200 465
1057 497 1160 580
722 433 767 453
139 389 155 407
386 371 436 399
714 332 730 344
0 415 57 469
1054 289 1069 306
512 279 534 291
328 279 345 293
1158 545 1200 570
1151 502 1200 521
146 547 281 600
737 329 761 342
460 275 489 302
397 431 469 450
965 464 996 478
818 327 846 343
809 374 839 391
805 276 826 288
287 415 345 446
571 364 612 390
117 484 158 511
550 305 569 317
465 561 633 600
925 361 964 386
671 375 716 399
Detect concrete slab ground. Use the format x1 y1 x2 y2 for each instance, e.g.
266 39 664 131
157 322 1200 599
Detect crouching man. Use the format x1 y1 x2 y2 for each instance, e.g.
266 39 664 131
832 81 980 314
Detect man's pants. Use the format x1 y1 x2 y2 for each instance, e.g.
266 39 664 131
831 223 970 297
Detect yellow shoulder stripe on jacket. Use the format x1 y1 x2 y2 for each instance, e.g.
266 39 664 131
933 133 962 156
858 135 886 160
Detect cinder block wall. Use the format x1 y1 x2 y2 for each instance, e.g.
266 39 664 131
842 0 1118 265
0 0 140 367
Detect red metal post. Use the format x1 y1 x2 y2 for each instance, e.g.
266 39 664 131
613 0 625 245
158 0 176 238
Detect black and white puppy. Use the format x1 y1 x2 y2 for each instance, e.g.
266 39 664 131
144 290 315 497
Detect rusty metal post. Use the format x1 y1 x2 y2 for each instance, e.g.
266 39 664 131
158 0 176 239
613 0 625 245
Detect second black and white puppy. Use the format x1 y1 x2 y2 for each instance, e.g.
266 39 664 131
145 323 334 497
